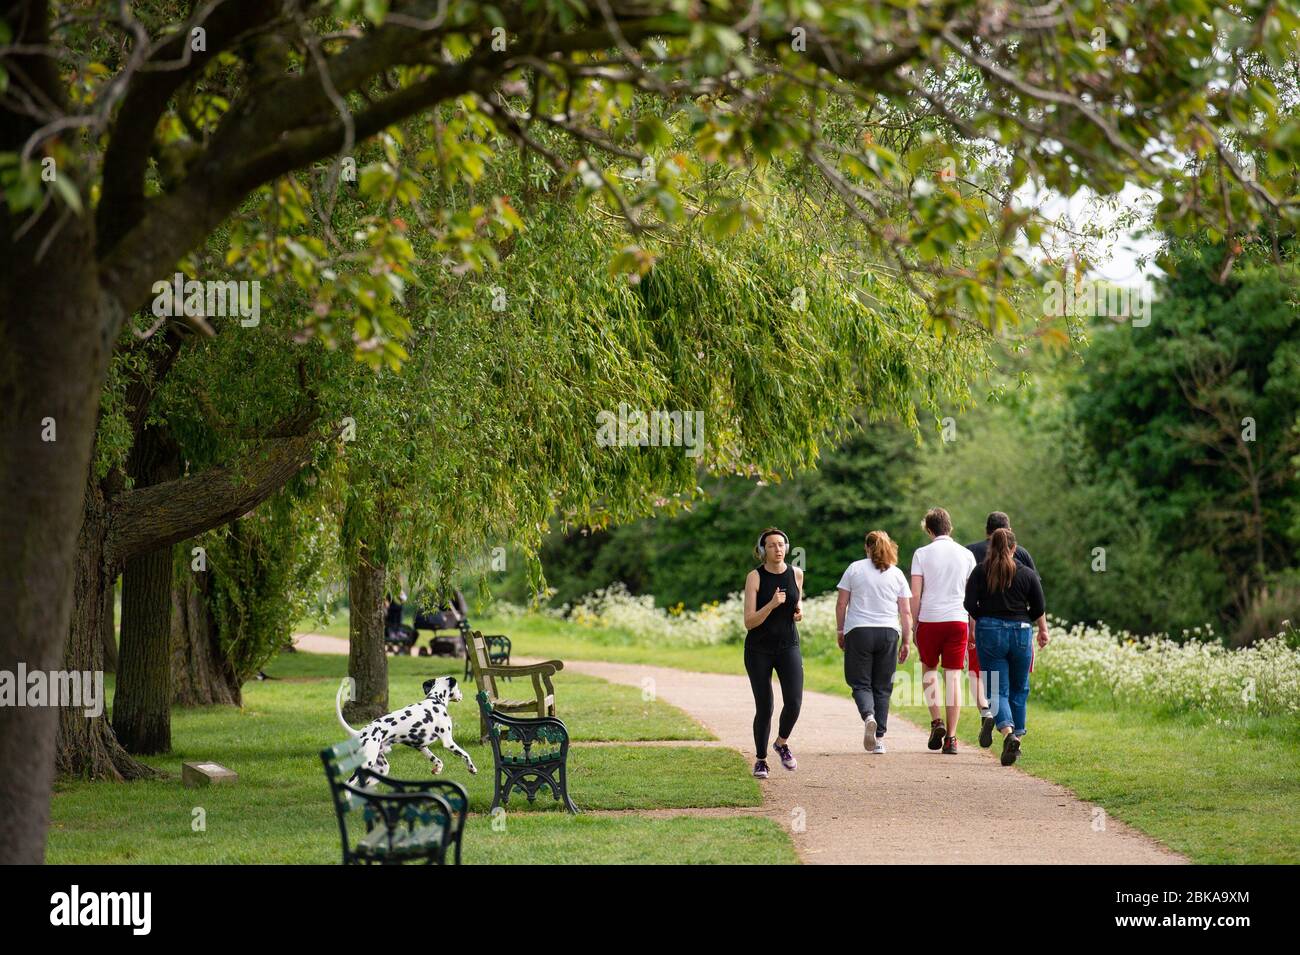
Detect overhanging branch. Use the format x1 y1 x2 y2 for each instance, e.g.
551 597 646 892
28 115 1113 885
105 410 332 566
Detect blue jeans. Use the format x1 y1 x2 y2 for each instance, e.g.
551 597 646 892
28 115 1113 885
974 618 1033 736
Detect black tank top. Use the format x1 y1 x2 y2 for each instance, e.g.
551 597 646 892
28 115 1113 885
747 564 800 649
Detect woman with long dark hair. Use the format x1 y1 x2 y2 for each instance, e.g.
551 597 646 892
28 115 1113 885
742 527 804 779
963 528 1049 766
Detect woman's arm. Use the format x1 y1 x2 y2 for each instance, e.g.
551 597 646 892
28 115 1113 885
793 567 804 622
743 570 776 630
835 586 850 648
897 596 912 663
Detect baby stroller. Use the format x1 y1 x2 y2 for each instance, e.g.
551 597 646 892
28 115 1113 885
413 591 471 657
383 596 419 655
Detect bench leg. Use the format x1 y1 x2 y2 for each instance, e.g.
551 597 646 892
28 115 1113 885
490 769 504 814
560 760 579 814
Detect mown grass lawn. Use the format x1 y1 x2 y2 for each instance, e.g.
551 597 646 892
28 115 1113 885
896 703 1300 865
47 650 795 864
475 613 1300 864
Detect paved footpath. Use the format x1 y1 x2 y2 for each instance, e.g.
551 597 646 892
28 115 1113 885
294 634 1186 864
555 659 1186 865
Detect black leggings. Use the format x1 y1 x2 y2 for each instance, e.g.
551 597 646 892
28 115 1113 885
744 642 804 758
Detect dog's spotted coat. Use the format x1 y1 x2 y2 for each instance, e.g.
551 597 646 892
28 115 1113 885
336 676 477 785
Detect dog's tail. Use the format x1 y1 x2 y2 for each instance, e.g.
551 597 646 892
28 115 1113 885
336 677 360 738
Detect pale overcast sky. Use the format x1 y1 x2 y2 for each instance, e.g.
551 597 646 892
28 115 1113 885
1023 181 1164 289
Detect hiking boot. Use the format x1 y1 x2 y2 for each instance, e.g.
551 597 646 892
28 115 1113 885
773 742 797 771
928 719 946 750
942 735 958 755
979 715 995 748
863 715 878 752
1001 735 1021 766
753 759 770 779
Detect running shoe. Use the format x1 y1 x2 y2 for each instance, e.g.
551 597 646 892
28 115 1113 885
753 759 770 779
979 715 995 748
863 715 878 752
773 742 797 771
928 719 946 750
942 735 958 755
1000 735 1021 766
872 740 886 754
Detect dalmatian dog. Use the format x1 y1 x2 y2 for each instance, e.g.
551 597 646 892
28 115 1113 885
335 675 477 786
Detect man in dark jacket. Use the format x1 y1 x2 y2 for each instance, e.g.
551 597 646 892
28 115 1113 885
967 512 1037 569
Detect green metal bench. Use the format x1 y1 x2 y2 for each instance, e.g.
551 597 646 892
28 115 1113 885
478 691 579 814
321 736 469 864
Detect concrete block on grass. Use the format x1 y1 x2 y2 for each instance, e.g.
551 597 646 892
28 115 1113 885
182 761 238 788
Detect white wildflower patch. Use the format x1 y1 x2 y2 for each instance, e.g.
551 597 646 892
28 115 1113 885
567 584 748 647
1033 618 1300 717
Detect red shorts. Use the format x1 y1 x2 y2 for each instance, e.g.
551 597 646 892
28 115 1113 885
968 639 980 674
916 621 969 671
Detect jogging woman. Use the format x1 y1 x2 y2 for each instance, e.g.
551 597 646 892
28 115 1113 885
963 528 1049 766
742 527 804 779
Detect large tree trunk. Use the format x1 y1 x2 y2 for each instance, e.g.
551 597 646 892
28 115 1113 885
114 545 176 754
0 210 127 860
112 424 181 754
55 470 161 784
345 544 388 725
172 565 241 707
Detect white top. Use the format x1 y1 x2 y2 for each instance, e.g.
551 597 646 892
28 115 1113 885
837 560 911 632
909 535 977 622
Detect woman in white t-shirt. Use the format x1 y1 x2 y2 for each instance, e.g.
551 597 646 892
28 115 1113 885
835 530 912 754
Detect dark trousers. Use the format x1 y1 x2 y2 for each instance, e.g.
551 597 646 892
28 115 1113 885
743 642 803 758
843 626 899 735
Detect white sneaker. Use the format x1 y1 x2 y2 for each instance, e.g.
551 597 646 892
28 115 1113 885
863 716 877 751
872 740 886 754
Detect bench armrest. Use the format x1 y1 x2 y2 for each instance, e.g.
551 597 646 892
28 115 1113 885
484 708 570 738
481 660 563 678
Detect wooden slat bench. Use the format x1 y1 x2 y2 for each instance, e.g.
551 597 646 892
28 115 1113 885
465 629 562 743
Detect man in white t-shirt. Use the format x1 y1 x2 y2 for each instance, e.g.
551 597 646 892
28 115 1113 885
835 530 912 754
909 507 977 754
